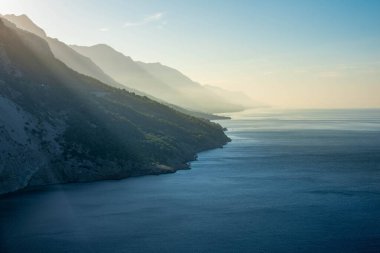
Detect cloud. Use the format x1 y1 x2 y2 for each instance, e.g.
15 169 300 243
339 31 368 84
145 12 164 22
99 27 110 32
124 12 164 27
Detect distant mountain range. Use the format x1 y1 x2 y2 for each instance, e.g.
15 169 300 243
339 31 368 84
72 44 254 113
0 17 230 195
3 14 256 114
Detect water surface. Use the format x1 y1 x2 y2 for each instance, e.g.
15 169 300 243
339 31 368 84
1 109 380 252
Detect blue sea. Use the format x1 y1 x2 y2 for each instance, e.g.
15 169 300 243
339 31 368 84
1 109 380 253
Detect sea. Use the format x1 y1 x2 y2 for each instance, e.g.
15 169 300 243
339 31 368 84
1 108 380 253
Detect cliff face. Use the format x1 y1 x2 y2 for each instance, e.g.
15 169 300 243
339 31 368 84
0 19 230 195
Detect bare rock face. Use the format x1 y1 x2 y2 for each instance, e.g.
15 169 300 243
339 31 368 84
0 95 63 194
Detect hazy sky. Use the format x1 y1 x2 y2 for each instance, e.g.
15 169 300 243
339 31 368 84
1 0 380 108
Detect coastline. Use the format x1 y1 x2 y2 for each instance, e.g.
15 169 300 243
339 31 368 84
0 121 232 197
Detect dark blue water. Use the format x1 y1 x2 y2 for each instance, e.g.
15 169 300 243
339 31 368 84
1 109 380 253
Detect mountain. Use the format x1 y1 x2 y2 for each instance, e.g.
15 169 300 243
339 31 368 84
2 14 232 119
71 44 179 97
4 14 256 114
138 62 263 110
136 61 206 90
71 44 252 113
168 104 230 120
203 85 262 108
0 18 230 195
1 14 46 37
2 14 123 89
137 62 254 112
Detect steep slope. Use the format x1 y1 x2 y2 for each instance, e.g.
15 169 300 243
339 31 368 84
71 44 180 98
71 44 249 113
136 61 204 89
2 14 228 120
3 14 123 89
0 18 230 195
204 85 262 108
138 62 257 108
138 62 256 112
1 14 46 37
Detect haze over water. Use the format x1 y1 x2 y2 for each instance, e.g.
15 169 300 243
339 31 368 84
1 109 380 253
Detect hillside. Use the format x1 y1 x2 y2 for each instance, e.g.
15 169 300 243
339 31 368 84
0 18 230 195
2 14 231 119
2 14 124 89
71 44 251 113
138 61 257 111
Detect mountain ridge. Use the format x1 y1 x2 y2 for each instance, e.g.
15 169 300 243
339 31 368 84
2 14 124 89
2 14 231 119
72 43 253 113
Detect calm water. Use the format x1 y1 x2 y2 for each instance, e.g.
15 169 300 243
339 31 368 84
1 109 380 253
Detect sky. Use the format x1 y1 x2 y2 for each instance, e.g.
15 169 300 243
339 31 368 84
1 0 380 108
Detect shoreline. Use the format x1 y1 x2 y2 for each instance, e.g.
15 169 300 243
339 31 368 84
0 125 232 198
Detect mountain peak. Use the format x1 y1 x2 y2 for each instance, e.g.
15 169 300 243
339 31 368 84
3 14 46 38
91 43 113 49
73 44 134 61
11 14 30 20
148 62 163 66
